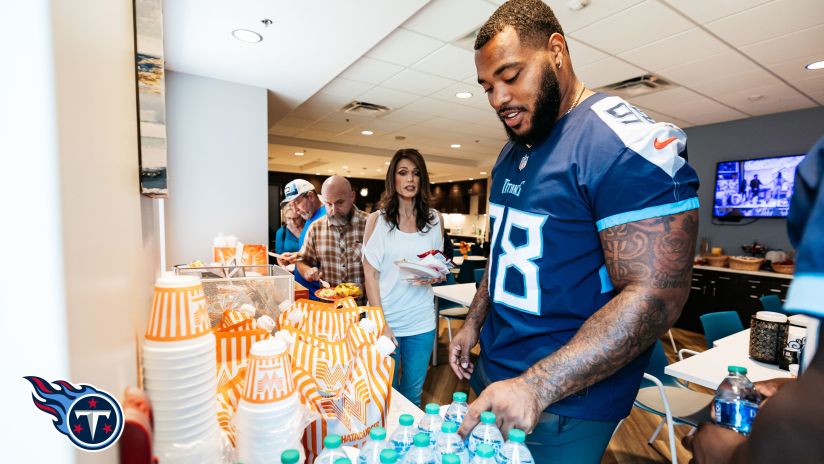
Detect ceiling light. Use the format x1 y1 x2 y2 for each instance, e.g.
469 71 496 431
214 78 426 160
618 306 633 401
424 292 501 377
455 91 473 99
294 151 305 156
805 60 824 70
232 29 262 43
384 161 390 165
450 144 461 148
480 171 487 175
342 165 348 169
360 187 369 197
375 168 381 172
327 169 334 172
361 130 374 135
448 179 453 182
315 172 320 175
360 171 365 175
469 177 475 181
747 94 764 102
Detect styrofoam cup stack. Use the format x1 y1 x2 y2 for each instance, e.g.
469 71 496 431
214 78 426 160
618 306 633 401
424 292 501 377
235 338 305 464
143 275 221 463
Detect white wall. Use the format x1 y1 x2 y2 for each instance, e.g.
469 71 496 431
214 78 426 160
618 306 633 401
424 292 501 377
1 0 161 462
165 71 269 266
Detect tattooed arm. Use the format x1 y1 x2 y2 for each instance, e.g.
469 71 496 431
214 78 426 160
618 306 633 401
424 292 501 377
458 209 698 437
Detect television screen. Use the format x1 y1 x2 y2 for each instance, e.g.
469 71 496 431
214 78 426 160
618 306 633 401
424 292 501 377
713 154 806 218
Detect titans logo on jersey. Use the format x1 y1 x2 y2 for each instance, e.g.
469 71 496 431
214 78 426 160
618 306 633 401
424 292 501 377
480 93 700 422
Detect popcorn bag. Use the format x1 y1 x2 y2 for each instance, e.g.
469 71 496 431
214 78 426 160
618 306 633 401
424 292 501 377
276 299 395 463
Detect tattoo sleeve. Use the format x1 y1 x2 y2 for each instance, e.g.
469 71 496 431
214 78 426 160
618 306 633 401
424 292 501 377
464 267 491 330
520 209 698 408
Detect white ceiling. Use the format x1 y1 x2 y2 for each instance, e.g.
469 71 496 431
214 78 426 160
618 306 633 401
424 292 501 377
165 0 824 183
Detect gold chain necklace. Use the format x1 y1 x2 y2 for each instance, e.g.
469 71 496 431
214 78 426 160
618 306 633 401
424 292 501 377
565 82 586 116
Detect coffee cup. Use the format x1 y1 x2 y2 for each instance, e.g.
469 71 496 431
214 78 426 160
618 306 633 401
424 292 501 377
749 311 789 364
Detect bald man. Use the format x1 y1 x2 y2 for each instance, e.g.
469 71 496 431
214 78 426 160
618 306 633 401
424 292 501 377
297 176 369 301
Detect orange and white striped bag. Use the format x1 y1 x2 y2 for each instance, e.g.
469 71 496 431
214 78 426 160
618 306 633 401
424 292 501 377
214 310 271 389
278 298 386 343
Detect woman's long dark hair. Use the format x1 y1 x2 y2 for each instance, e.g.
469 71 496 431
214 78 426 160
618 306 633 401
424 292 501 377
380 149 436 232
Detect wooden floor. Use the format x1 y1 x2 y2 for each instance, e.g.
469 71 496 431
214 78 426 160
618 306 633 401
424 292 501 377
420 320 709 464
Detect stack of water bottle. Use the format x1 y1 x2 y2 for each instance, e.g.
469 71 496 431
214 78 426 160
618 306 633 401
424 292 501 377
310 391 534 464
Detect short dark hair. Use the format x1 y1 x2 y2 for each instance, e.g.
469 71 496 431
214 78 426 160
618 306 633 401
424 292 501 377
475 0 564 50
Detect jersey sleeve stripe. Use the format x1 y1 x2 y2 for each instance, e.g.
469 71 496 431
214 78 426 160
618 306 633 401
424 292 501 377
784 274 824 317
595 197 699 232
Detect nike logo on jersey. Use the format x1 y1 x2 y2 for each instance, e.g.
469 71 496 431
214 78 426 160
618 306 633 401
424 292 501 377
654 136 678 150
502 178 525 196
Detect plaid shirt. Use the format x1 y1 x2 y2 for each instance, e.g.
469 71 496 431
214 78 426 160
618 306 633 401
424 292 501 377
300 206 368 287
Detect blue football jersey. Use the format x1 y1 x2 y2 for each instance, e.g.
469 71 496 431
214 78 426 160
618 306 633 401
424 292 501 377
480 93 700 421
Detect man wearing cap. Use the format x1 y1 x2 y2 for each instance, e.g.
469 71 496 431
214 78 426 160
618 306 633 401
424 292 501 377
280 179 326 298
297 176 368 302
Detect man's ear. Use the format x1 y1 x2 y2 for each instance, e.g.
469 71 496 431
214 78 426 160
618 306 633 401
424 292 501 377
548 32 567 66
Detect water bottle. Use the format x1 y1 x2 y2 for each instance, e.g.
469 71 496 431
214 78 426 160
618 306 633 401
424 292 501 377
381 449 399 464
418 403 444 445
402 433 437 464
436 421 469 464
496 429 533 464
713 365 761 435
444 392 469 426
467 412 504 457
359 427 390 464
316 434 349 464
336 460 353 464
442 454 461 464
469 444 496 464
282 449 302 464
390 414 417 459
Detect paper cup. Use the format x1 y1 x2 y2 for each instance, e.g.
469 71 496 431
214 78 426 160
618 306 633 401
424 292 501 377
142 350 215 372
150 389 218 413
143 332 215 355
154 415 220 444
153 401 217 429
144 366 216 390
241 339 295 403
146 275 212 342
148 377 217 403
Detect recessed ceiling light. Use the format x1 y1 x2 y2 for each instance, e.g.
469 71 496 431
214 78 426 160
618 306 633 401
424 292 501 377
448 179 453 182
384 161 390 165
327 169 334 172
360 172 365 175
806 60 824 70
480 171 487 175
375 168 381 172
294 151 305 156
361 130 374 135
455 91 473 99
469 177 474 181
342 165 348 169
315 172 320 175
450 144 461 148
232 29 262 43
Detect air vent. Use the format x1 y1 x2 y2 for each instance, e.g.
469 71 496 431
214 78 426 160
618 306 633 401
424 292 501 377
339 101 391 115
597 74 673 98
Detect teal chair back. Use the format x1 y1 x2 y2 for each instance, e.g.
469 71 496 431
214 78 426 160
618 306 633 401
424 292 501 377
760 294 783 313
435 273 462 310
456 258 487 284
640 340 680 389
700 311 744 349
474 268 485 288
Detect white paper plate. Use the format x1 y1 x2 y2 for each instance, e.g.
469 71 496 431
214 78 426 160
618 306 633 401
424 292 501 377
396 261 441 278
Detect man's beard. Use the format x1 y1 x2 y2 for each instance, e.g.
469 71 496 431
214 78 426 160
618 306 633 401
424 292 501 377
328 208 353 227
501 63 561 146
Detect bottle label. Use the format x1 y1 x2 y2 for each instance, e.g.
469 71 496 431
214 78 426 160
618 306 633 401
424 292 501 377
714 399 758 434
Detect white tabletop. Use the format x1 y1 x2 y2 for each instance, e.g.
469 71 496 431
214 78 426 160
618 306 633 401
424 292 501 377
433 283 477 307
452 255 487 266
665 330 792 389
387 387 424 426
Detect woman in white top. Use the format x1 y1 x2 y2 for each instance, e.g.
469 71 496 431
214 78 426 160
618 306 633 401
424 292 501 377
363 149 444 407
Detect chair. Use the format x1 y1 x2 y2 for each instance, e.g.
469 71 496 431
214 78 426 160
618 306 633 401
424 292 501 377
621 341 713 464
474 268 485 288
699 311 744 349
760 294 783 313
455 257 487 284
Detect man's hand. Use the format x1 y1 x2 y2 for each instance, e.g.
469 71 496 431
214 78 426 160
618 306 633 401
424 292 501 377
458 377 543 439
382 324 398 347
304 267 322 282
754 377 794 402
682 422 746 464
278 252 298 266
449 324 479 380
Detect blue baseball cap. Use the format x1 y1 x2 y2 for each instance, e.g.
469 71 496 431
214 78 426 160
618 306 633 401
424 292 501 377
281 179 315 204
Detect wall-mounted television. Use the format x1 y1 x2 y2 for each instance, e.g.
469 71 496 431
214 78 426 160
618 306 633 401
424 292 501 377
713 154 806 218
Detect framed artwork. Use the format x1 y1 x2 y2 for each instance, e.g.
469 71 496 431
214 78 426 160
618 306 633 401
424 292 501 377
135 0 168 197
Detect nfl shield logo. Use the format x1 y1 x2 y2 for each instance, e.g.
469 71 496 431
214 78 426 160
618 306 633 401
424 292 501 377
518 154 529 171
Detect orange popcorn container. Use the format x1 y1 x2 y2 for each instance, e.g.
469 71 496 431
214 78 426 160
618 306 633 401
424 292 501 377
145 275 212 342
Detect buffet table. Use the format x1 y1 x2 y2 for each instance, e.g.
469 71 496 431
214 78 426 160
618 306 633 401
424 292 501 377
387 388 424 425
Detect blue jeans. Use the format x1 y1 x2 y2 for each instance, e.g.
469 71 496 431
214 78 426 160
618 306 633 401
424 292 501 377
391 330 436 408
470 357 619 464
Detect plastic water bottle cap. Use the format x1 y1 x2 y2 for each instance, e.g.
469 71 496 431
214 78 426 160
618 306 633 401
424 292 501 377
379 449 398 464
442 454 460 464
508 428 525 443
413 433 429 448
281 449 300 464
370 426 386 441
425 403 440 415
399 414 414 426
441 421 459 433
452 392 467 402
250 338 287 356
480 411 496 424
476 444 495 458
727 365 748 375
335 459 351 464
324 434 342 449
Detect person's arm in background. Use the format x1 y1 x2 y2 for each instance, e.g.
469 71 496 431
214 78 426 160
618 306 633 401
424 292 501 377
459 210 698 437
297 222 321 281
